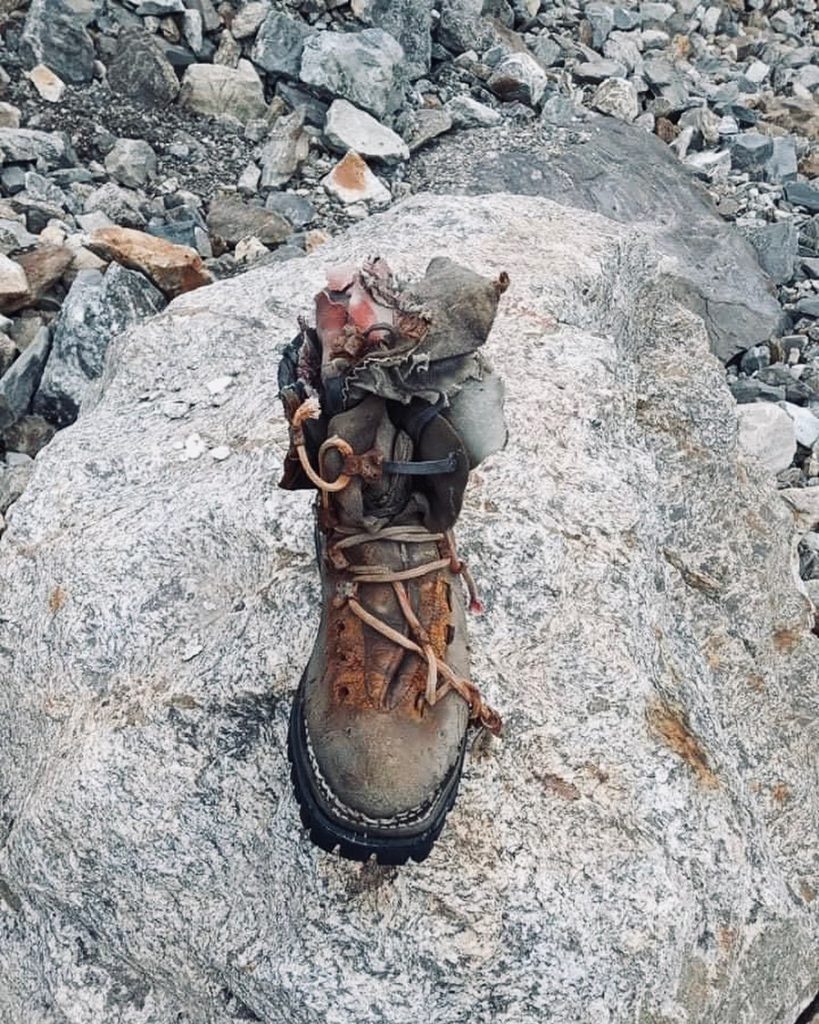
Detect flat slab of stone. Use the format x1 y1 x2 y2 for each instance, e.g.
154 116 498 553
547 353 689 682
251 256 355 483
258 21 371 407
324 99 409 162
1 194 818 1024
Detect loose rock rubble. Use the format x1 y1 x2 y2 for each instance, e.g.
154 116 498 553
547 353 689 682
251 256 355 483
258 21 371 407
0 0 819 593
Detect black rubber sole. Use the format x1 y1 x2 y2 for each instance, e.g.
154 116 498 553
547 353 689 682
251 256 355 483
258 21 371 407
287 688 467 865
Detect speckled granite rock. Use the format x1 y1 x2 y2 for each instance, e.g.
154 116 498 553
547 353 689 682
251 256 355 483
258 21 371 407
0 195 818 1024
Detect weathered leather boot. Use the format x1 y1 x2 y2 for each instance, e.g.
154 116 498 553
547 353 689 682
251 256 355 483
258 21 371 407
279 257 508 864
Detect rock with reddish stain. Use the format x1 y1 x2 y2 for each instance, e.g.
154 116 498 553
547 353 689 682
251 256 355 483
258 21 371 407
321 151 391 205
88 227 212 298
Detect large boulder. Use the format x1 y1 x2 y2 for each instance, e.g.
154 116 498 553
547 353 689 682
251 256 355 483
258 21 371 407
19 0 95 84
406 115 784 362
1 195 818 1024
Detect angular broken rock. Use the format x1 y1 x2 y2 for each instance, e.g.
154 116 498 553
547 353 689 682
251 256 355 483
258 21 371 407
33 265 166 428
230 0 269 39
0 127 72 168
205 196 290 252
445 94 501 128
593 77 639 121
0 255 29 313
488 53 548 107
104 138 158 190
26 64 65 103
179 60 268 123
258 108 310 188
300 28 406 121
736 402 796 475
88 227 212 298
4 245 73 313
19 0 95 84
1 194 818 1023
1 413 55 458
324 99 409 162
321 151 391 204
349 0 433 81
251 10 312 78
403 107 453 152
0 324 51 431
107 29 181 108
84 182 146 230
0 103 20 129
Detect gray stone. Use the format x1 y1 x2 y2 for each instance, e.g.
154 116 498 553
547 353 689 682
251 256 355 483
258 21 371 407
179 61 268 123
736 402 796 473
104 138 158 189
530 34 562 67
0 167 24 196
405 114 783 361
574 59 627 82
729 133 774 173
213 29 241 68
612 5 640 28
640 0 674 23
33 265 165 428
0 324 51 431
684 149 731 182
0 102 21 129
237 162 260 196
184 0 220 32
231 1 269 39
182 9 205 56
0 332 17 375
796 297 819 318
131 0 185 12
778 401 819 448
206 195 291 250
324 100 409 162
251 11 312 79
258 109 310 188
488 53 548 107
403 107 453 151
300 29 406 121
739 344 770 375
741 221 798 285
350 0 433 80
275 81 329 128
1 413 56 457
437 0 489 53
729 378 786 404
84 183 146 230
19 0 95 84
264 192 315 228
0 255 29 311
584 1 614 48
0 461 32 514
678 105 720 147
0 127 72 169
1 194 819 1024
592 77 639 121
445 95 502 128
108 29 181 108
785 181 819 213
764 136 798 184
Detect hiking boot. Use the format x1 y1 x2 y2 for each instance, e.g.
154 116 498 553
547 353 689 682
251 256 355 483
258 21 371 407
279 257 508 864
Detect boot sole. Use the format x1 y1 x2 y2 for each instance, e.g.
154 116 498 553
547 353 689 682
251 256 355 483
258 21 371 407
287 686 467 865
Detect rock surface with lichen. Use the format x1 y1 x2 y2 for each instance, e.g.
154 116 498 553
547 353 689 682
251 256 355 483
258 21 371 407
0 194 818 1024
